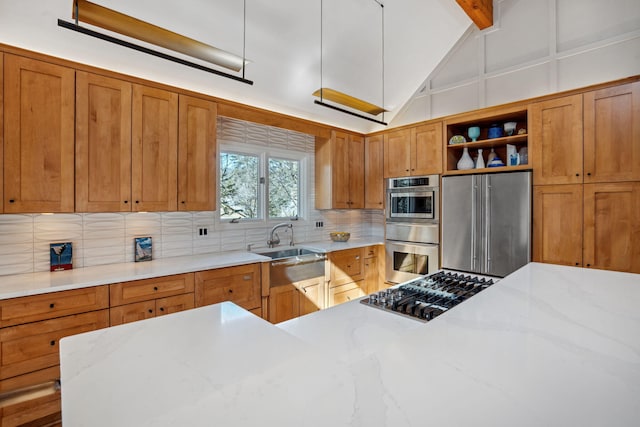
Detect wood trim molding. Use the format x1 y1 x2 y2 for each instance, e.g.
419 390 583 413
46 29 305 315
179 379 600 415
455 0 493 30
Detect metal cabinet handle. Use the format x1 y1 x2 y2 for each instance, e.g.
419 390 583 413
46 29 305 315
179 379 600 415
243 275 252 281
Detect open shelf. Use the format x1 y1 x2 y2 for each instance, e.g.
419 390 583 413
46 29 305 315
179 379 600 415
444 107 529 175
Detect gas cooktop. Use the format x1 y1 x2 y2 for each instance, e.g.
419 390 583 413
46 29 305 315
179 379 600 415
360 271 497 322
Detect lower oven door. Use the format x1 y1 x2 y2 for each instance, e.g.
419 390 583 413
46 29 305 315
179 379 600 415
385 241 439 283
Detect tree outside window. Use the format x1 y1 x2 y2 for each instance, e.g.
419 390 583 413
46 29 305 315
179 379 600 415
220 150 302 221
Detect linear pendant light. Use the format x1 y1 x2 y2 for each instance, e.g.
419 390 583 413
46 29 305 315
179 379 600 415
58 0 252 85
313 0 387 125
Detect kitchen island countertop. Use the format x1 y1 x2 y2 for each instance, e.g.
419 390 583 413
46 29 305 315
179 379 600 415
60 263 640 426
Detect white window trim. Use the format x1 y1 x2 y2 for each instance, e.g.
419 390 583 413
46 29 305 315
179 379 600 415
217 143 308 229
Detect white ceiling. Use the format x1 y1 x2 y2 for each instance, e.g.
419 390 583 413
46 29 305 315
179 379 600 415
0 0 472 133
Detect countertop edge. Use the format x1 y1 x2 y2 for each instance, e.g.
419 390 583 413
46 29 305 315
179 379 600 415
0 237 384 300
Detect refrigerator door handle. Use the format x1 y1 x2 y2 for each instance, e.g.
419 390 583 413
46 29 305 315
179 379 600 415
484 175 492 273
471 177 477 272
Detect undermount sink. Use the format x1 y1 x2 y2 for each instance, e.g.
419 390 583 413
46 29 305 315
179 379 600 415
258 248 320 260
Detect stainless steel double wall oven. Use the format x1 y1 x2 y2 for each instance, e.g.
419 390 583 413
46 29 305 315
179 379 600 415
385 175 440 283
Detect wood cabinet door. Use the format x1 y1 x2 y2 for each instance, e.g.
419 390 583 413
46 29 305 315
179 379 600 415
109 300 156 326
412 122 443 175
330 248 364 287
0 310 109 379
364 256 379 294
4 54 75 213
383 128 411 178
583 182 640 273
533 185 583 267
331 131 351 208
268 285 299 324
76 72 132 212
178 95 217 211
348 134 365 208
298 277 324 316
132 84 178 211
583 82 640 183
364 135 384 209
195 264 261 310
0 53 3 213
530 95 583 185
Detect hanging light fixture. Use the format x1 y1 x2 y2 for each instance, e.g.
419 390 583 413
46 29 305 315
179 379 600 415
313 0 387 125
58 0 252 85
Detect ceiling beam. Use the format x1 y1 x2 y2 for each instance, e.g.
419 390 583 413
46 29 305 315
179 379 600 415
455 0 493 30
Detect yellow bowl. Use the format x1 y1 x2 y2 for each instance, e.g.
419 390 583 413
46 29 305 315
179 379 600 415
330 232 351 242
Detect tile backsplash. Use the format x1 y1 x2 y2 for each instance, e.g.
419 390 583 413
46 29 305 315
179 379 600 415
0 210 383 276
0 117 384 277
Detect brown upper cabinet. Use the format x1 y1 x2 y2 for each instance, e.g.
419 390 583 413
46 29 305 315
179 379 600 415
178 95 217 211
315 130 364 209
76 72 132 212
384 122 443 178
531 83 640 185
4 55 75 213
364 134 384 209
131 84 179 211
583 82 640 183
0 53 3 213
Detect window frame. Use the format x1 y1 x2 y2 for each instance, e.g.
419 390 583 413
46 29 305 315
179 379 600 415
218 144 307 225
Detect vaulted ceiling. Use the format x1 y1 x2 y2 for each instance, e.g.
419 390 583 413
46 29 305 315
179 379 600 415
0 0 474 133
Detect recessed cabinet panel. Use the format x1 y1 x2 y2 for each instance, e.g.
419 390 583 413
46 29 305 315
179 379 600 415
132 85 178 212
530 95 583 185
412 122 443 176
533 185 583 267
383 129 412 177
76 72 132 212
178 95 217 211
583 183 640 273
583 82 640 183
0 53 3 213
195 264 261 311
364 135 384 209
4 55 75 213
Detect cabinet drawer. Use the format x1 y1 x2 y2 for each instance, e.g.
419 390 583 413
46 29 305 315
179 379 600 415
109 300 156 326
0 366 61 427
0 286 108 328
195 264 261 310
156 293 194 317
0 310 109 380
110 273 194 306
330 248 364 287
328 281 366 307
364 245 380 259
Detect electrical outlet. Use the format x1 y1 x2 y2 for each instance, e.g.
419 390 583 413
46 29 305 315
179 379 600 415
197 227 209 237
315 221 324 228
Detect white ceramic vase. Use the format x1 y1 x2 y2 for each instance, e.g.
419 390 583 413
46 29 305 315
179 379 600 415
457 147 475 170
475 148 485 169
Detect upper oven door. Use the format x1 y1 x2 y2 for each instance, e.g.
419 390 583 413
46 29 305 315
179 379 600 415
388 190 437 221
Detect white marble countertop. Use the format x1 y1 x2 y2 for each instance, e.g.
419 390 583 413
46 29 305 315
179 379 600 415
0 237 383 300
60 263 640 426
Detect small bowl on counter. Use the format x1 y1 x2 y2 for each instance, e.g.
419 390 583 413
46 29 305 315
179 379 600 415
329 232 351 242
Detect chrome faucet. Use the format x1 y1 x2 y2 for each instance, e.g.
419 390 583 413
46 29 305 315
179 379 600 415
267 223 294 248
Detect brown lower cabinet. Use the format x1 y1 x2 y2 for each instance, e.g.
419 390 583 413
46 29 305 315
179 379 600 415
268 277 324 324
195 264 262 313
533 182 640 273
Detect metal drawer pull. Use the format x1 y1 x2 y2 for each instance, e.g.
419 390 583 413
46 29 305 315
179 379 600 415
243 275 252 280
50 340 56 346
49 303 55 308
0 380 60 409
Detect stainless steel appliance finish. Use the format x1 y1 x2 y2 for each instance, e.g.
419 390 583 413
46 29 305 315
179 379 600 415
385 240 439 284
441 171 531 278
361 270 497 322
387 175 439 222
267 251 327 288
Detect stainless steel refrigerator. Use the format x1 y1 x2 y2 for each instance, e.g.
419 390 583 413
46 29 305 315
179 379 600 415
441 171 531 277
